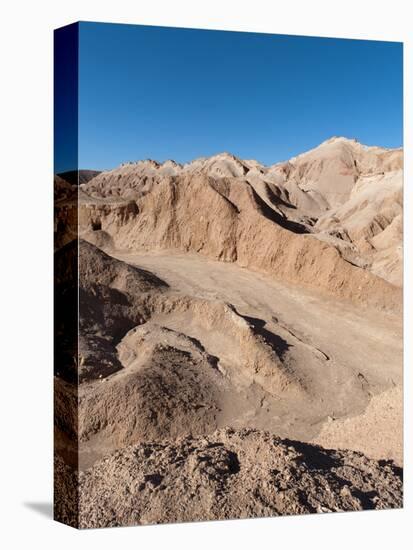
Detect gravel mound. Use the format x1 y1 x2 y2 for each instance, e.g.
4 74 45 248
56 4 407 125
76 428 402 528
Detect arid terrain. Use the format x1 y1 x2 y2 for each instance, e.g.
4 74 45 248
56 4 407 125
54 137 403 527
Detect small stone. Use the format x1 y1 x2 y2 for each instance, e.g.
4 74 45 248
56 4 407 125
340 485 352 497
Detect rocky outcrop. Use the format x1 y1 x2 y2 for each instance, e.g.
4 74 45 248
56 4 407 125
79 138 403 310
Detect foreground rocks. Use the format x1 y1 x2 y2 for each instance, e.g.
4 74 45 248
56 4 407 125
55 428 402 528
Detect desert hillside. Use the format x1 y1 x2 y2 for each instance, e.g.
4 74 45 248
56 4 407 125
77 137 402 309
54 137 403 526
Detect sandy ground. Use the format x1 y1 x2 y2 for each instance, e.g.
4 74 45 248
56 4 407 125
313 386 403 466
54 244 403 527
107 249 402 464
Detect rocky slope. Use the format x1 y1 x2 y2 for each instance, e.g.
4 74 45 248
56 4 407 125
79 137 403 310
54 428 402 528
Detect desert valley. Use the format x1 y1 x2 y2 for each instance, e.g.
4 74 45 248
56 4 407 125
54 136 403 527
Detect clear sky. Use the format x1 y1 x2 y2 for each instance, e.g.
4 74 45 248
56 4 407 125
72 22 403 172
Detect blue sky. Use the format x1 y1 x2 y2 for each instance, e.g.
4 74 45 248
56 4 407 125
72 22 403 171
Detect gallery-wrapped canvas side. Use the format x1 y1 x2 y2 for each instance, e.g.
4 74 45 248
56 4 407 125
53 22 80 528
